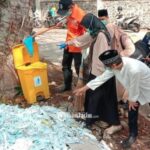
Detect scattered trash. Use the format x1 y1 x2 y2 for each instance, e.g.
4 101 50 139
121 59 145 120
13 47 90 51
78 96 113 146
68 96 74 101
8 138 32 150
0 104 110 150
98 140 112 150
48 81 57 86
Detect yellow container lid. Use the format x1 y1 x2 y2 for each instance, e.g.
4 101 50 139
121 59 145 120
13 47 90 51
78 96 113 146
12 42 39 68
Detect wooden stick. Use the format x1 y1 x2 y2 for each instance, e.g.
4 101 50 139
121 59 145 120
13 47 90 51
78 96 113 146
33 16 67 37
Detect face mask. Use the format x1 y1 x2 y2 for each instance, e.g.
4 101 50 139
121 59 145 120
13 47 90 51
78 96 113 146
104 66 111 71
87 29 92 34
65 9 72 16
101 20 108 25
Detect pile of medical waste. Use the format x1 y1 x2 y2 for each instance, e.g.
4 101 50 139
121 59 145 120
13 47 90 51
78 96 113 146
0 104 111 150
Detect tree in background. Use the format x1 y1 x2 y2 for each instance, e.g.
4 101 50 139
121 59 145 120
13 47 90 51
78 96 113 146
0 0 35 99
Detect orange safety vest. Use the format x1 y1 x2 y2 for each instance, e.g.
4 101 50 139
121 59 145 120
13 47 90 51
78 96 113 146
66 4 86 53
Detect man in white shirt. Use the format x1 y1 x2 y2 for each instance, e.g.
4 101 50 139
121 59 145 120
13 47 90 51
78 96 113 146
74 49 150 148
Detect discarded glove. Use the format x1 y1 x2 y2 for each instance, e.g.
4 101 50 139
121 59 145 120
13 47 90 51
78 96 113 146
57 42 67 49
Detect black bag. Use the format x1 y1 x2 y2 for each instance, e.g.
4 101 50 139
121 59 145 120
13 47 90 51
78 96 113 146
130 34 150 67
130 32 150 62
130 40 149 60
142 32 150 50
120 32 150 61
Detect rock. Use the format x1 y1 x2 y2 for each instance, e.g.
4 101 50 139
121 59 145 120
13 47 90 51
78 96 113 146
15 96 24 104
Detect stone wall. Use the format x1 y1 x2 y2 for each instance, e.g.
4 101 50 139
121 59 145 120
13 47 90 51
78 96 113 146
40 0 97 20
103 0 150 29
40 0 150 28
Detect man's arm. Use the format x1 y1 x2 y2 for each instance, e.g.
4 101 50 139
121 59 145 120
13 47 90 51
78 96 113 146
67 33 93 49
87 69 114 90
128 70 140 101
74 70 114 96
128 74 140 111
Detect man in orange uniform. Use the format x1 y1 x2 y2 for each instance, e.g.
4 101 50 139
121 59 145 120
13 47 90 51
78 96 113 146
57 0 86 92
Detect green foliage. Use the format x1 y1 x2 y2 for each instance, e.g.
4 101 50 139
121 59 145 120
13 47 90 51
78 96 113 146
14 86 23 97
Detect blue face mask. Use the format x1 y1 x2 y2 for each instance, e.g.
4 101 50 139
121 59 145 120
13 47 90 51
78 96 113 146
101 20 108 25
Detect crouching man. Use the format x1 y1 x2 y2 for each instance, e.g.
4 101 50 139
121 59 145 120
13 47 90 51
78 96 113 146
74 49 150 148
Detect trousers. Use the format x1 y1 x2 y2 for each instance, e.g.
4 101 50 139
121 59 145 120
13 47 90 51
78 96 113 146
128 102 140 137
62 48 82 88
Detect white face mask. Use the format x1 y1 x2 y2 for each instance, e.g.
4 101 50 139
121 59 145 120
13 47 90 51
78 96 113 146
62 9 72 17
104 66 111 71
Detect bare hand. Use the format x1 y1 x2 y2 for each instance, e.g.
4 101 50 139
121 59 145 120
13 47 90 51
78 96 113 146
142 57 150 62
73 85 89 97
128 101 139 111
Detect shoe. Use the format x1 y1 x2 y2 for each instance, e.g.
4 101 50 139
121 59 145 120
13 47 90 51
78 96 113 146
104 125 122 135
121 136 136 148
56 85 71 92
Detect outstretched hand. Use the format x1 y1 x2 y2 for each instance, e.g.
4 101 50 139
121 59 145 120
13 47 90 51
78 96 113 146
57 42 67 49
128 101 139 111
73 85 89 97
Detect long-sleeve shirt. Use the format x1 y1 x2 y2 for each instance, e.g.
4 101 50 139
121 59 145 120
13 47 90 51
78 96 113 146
67 32 111 76
87 57 150 105
67 23 135 76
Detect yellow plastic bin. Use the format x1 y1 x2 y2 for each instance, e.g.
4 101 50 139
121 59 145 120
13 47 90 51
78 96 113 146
12 42 50 104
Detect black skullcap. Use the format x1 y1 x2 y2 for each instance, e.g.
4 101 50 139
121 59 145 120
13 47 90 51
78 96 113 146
99 49 121 65
98 9 108 17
